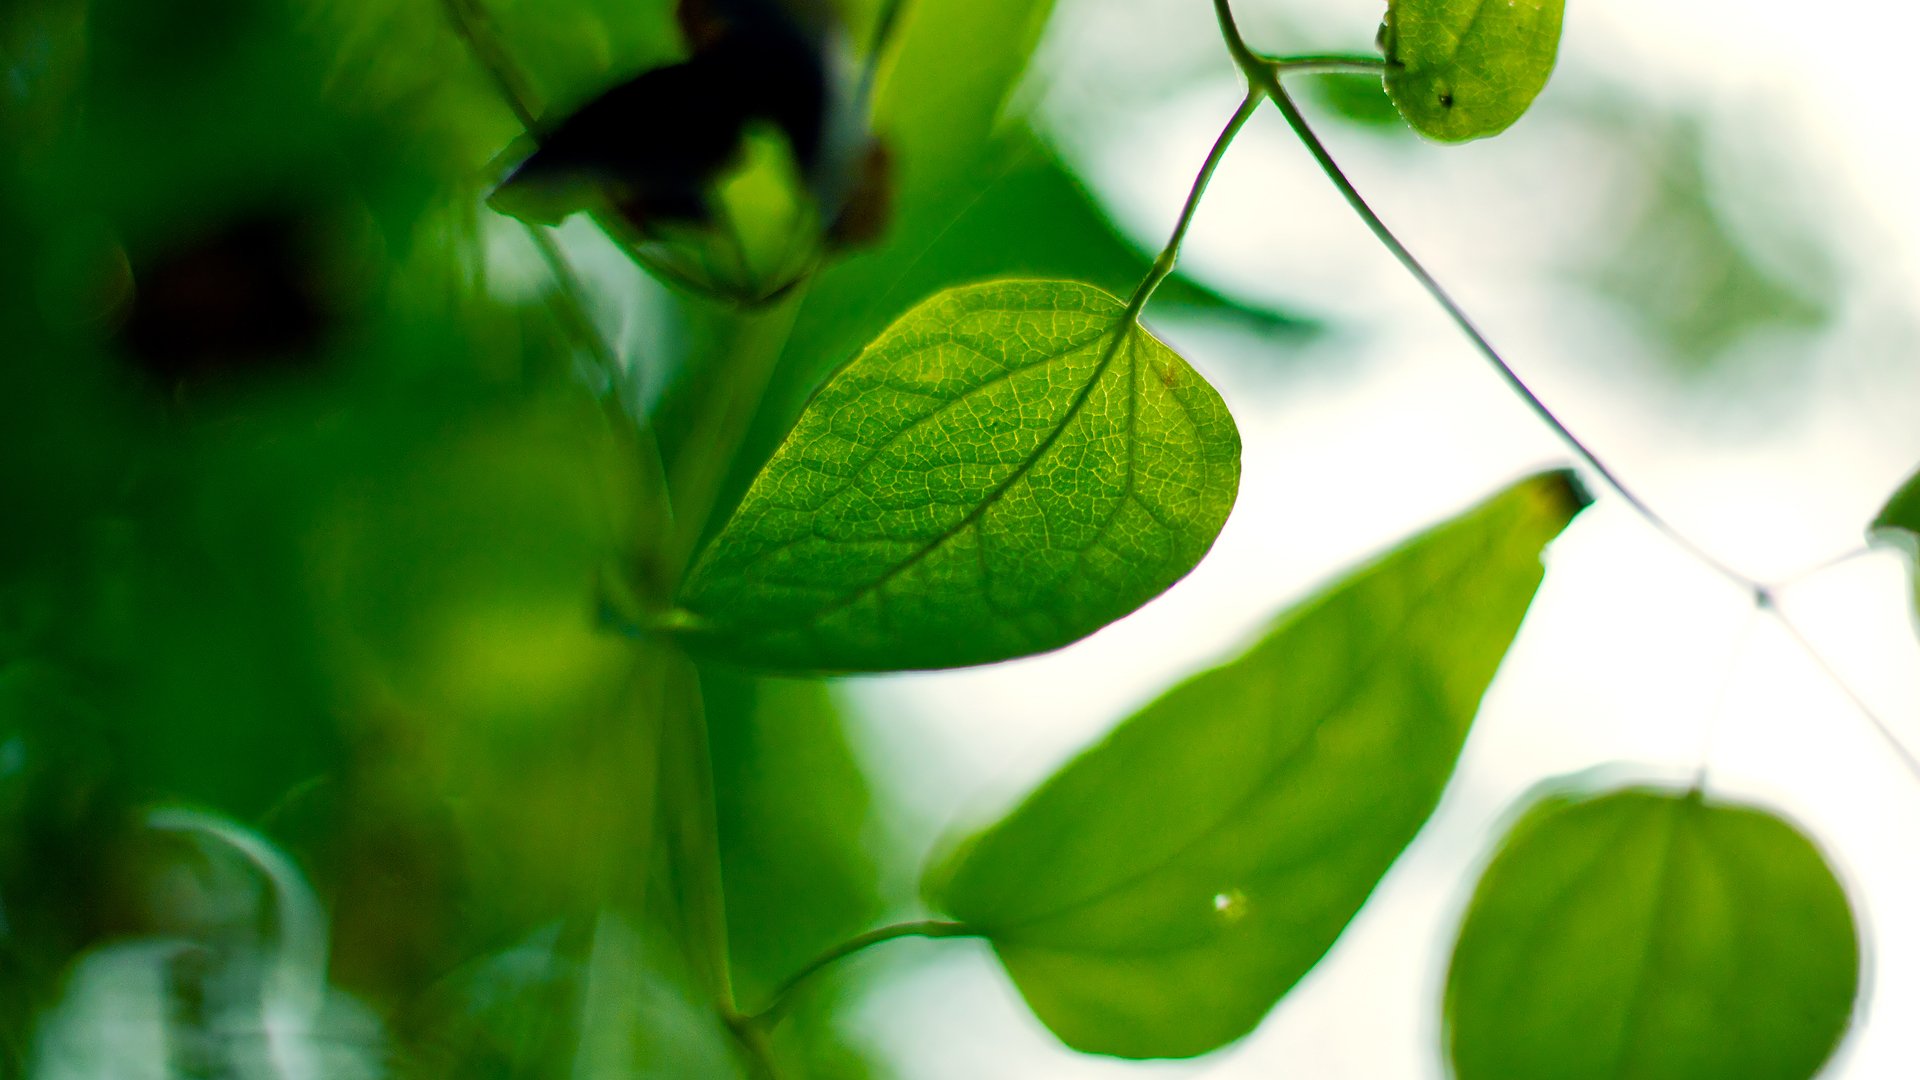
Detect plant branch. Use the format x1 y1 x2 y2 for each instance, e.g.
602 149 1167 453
1128 89 1264 319
1261 53 1388 76
661 291 807 582
743 919 974 1028
440 0 543 132
1766 599 1920 780
1242 76 1757 593
856 0 913 106
1210 0 1920 784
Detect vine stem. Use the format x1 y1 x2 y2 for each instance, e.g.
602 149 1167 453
1211 0 1920 783
1128 89 1263 318
1215 3 1752 598
438 0 677 544
741 919 974 1029
1258 53 1386 77
440 0 543 132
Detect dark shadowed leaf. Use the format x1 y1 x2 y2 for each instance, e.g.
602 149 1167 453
1446 784 1860 1080
677 279 1240 672
1381 0 1564 141
926 471 1586 1057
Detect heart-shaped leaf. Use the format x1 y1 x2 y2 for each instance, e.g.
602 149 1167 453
677 279 1240 673
926 471 1586 1057
1446 784 1860 1080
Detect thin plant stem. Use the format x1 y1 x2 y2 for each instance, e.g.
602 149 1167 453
1766 544 1877 596
1232 64 1758 591
1261 53 1387 76
1209 0 1920 784
1767 598 1920 781
744 920 974 1028
856 0 913 105
439 0 542 132
662 288 808 581
530 230 620 383
438 0 676 533
1127 89 1264 319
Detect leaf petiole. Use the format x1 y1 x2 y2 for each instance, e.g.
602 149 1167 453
1211 0 1920 786
1260 53 1389 77
740 919 975 1030
1127 90 1262 320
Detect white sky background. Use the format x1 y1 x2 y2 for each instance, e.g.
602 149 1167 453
834 0 1920 1077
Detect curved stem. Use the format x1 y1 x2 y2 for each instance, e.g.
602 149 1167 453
1766 599 1920 780
1210 0 1920 783
1262 53 1388 77
1262 89 1757 594
1766 544 1877 596
1128 89 1264 319
1216 0 1750 588
440 0 543 132
857 0 913 107
744 919 974 1028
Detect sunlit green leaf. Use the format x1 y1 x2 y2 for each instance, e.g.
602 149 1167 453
1381 0 1564 141
1446 785 1860 1080
677 279 1240 672
926 471 1587 1058
669 131 1313 556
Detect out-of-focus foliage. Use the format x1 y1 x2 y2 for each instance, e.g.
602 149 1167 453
927 472 1585 1057
1446 785 1860 1080
1567 113 1837 380
706 673 890 1076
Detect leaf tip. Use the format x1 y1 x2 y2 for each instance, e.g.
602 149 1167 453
1530 467 1593 523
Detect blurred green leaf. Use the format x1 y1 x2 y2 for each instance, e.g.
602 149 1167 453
707 673 889 1078
1304 71 1404 131
870 0 1055 210
1569 117 1833 378
1873 467 1920 546
400 915 751 1080
678 279 1240 672
1870 465 1920 635
925 471 1586 1058
1446 785 1859 1080
1382 0 1564 141
707 674 885 1000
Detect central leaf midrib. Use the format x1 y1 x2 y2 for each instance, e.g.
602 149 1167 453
726 319 1141 636
1606 798 1685 1080
965 525 1499 933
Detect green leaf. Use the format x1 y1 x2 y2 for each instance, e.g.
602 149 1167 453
677 279 1241 673
1872 466 1920 550
406 915 754 1080
1381 0 1565 142
706 672 890 1078
1446 785 1860 1080
871 0 1057 209
925 471 1587 1058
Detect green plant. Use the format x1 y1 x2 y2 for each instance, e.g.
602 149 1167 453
0 0 1905 1076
